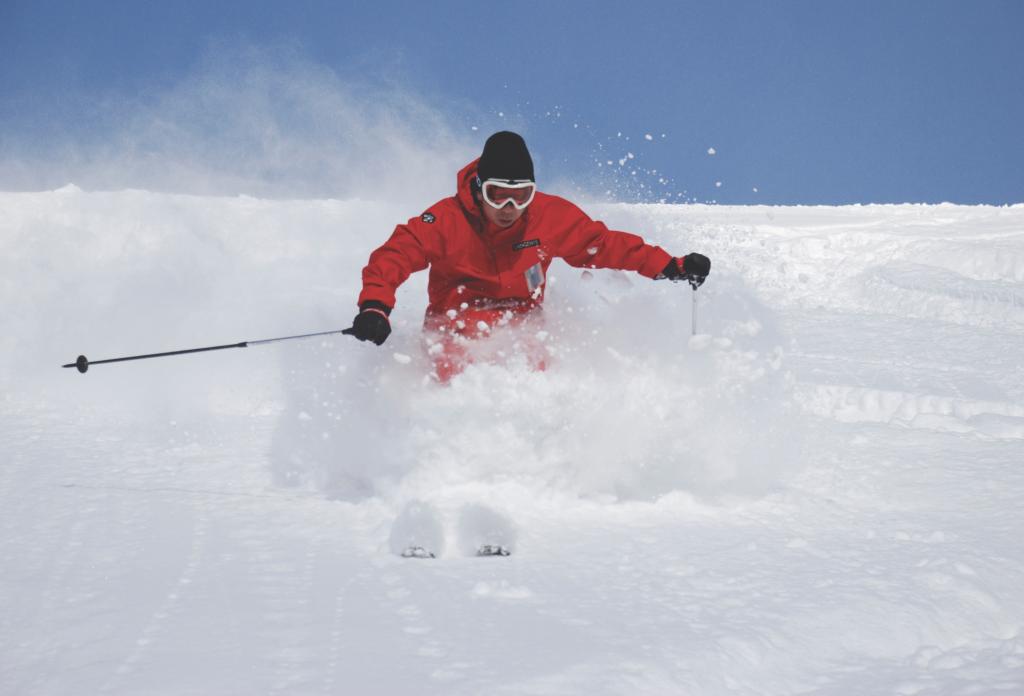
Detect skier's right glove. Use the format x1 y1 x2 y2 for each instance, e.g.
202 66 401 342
342 301 392 346
661 253 711 287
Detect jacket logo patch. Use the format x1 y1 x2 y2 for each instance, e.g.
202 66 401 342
513 239 540 251
421 212 436 223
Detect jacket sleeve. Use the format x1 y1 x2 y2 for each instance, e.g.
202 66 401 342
555 201 672 278
357 215 441 310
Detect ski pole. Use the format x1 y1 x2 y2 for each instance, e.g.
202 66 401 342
62 328 348 374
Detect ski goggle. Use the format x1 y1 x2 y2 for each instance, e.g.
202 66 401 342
481 179 536 210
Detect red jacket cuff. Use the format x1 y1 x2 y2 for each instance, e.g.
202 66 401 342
358 288 397 311
639 247 674 279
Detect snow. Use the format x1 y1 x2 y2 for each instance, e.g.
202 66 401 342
2 188 1024 694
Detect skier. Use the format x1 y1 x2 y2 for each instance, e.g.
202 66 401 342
343 131 711 380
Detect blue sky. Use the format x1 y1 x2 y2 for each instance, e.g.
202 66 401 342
2 0 1022 204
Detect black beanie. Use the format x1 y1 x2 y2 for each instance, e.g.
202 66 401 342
477 131 534 182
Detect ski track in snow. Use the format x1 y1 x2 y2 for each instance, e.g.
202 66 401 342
2 190 1024 694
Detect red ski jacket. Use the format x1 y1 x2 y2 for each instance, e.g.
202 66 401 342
357 159 673 322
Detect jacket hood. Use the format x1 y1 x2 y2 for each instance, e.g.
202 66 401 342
456 158 482 221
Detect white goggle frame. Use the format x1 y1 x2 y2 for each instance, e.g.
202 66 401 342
481 178 536 210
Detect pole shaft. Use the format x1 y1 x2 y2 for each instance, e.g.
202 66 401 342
62 342 247 368
692 287 698 336
62 329 348 370
246 329 347 347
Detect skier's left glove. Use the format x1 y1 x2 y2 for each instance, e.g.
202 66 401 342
342 301 392 345
661 253 711 287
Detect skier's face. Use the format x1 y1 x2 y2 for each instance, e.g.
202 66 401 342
480 196 526 228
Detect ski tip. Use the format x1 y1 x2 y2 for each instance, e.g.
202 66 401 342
476 544 511 557
400 546 436 559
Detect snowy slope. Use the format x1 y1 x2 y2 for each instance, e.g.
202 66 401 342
2 188 1023 695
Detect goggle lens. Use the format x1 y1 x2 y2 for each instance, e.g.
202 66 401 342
482 180 536 210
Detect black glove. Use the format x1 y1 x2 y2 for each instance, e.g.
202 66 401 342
661 253 711 287
342 301 392 346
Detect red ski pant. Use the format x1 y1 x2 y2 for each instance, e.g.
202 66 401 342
422 305 547 382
